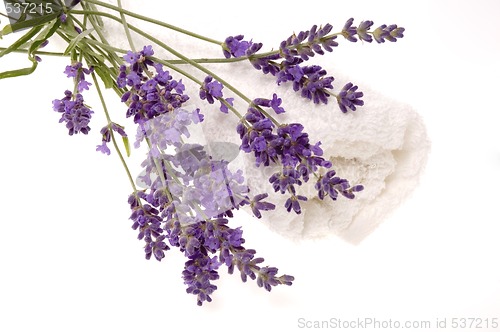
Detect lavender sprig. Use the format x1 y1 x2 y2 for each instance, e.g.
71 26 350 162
224 18 404 109
237 106 362 214
52 62 95 135
118 46 189 124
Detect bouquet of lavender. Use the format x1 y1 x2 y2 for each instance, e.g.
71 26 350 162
0 0 405 305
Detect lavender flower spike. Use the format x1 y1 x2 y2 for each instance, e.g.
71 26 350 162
279 23 338 60
337 82 364 113
340 18 405 44
118 46 189 123
52 90 93 135
373 24 405 43
125 101 293 305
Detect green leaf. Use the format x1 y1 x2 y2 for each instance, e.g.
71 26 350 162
0 57 38 79
0 25 13 38
28 19 61 54
63 28 95 56
0 25 43 58
8 13 60 34
82 50 106 64
93 65 115 89
122 136 131 157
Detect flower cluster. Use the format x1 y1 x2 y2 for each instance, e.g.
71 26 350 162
118 46 189 124
52 62 94 135
128 108 292 305
237 106 363 214
113 47 293 305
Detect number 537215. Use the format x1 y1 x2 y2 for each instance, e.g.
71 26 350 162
5 2 54 15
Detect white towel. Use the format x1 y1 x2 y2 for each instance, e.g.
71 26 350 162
198 71 430 244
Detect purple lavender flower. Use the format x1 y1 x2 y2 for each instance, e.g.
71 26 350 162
239 107 348 213
275 61 334 105
245 19 404 107
249 52 282 76
128 197 169 261
96 123 127 155
357 20 374 42
342 18 358 42
222 35 253 58
124 100 292 305
315 170 364 200
142 45 154 56
199 76 223 104
52 90 93 135
338 18 405 44
134 108 204 150
279 24 338 60
219 97 234 114
284 194 308 214
199 76 235 114
96 141 111 155
53 61 96 135
63 62 93 92
252 93 285 114
373 24 405 43
248 193 275 218
118 46 189 123
63 63 79 78
183 253 220 306
337 82 364 113
145 234 169 261
257 266 294 291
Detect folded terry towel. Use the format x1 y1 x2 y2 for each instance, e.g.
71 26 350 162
198 70 430 244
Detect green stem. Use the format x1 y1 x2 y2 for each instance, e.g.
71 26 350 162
117 0 135 52
167 57 247 65
83 0 222 45
91 71 138 194
150 56 244 119
76 3 121 65
0 47 66 57
70 10 255 119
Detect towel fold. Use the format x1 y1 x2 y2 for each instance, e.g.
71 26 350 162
199 72 430 244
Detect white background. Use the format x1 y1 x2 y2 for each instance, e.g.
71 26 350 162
0 0 499 331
